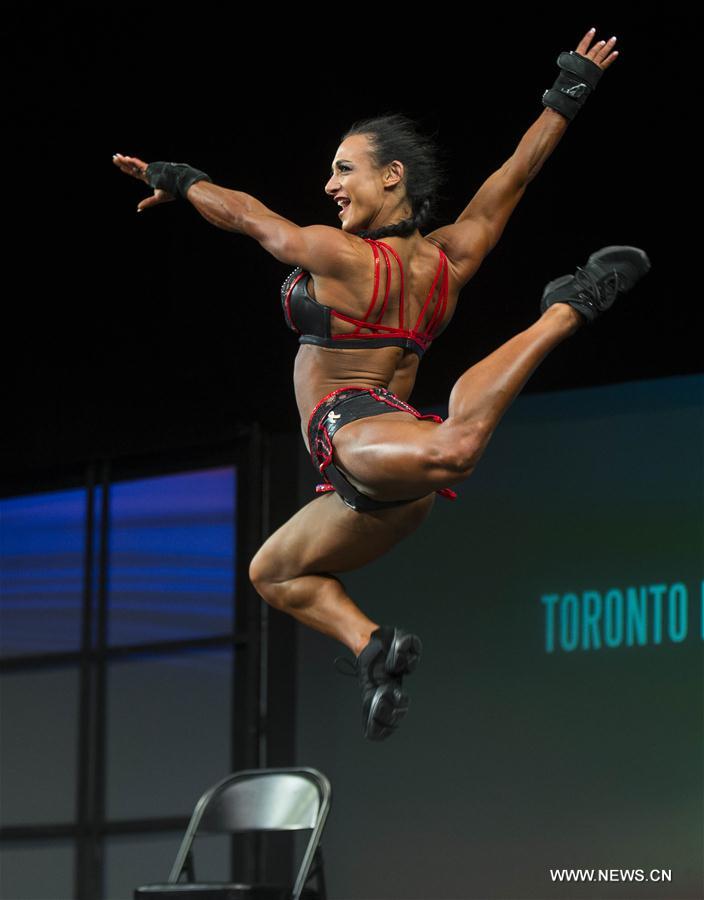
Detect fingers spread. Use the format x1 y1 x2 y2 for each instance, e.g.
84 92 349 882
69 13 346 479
599 37 618 67
600 49 619 69
593 36 617 65
574 29 618 70
575 27 596 56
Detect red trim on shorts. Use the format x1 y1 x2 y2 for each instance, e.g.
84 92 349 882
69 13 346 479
306 385 371 437
307 385 458 502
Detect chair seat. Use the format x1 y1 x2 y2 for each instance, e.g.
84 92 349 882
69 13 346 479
134 883 320 900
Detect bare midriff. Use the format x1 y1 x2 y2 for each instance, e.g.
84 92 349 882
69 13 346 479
294 343 419 452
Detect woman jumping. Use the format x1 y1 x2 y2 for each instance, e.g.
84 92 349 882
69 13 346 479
113 27 650 740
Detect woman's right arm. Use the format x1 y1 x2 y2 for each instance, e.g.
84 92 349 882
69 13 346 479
114 153 360 275
183 180 292 235
185 179 357 274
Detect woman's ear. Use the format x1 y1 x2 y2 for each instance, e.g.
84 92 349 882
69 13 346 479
384 160 405 188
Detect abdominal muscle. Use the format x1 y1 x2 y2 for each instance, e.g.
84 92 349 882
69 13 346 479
294 343 420 453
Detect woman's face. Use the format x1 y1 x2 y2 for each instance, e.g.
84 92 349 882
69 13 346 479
324 133 401 233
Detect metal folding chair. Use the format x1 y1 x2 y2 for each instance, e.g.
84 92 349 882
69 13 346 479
134 767 331 900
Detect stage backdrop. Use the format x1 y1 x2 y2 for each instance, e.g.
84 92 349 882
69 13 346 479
294 374 703 900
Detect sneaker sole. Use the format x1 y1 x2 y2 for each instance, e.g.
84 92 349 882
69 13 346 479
385 630 423 676
586 245 651 277
365 682 409 741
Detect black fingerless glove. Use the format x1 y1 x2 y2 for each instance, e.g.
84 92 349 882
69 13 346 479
144 161 213 199
542 51 604 121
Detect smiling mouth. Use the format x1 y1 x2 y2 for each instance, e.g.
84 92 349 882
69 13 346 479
337 199 351 217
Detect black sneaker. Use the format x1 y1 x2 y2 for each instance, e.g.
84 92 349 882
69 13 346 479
334 626 422 741
541 246 651 324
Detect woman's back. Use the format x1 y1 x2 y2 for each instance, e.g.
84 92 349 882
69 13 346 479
285 233 461 439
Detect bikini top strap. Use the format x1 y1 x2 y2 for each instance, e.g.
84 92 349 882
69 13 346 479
423 248 449 337
370 239 405 329
358 238 447 341
356 238 382 327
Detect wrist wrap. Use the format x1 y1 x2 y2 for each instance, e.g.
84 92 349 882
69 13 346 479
144 162 213 199
542 51 603 121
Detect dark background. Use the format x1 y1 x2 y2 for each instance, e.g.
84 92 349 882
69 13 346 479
2 9 697 481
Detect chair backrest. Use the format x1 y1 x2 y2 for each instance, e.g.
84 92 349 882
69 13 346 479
199 771 323 831
168 767 332 900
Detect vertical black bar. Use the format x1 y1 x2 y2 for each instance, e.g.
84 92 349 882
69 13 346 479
76 463 96 900
255 428 272 885
232 424 265 883
263 429 298 769
92 459 111 900
230 452 242 884
247 422 264 772
262 429 299 887
259 427 271 769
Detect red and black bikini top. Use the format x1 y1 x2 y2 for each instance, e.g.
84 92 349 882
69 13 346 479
280 237 449 359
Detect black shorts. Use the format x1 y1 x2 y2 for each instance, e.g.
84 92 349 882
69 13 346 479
306 385 458 512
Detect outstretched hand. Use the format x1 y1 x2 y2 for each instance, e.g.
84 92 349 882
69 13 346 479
112 153 176 212
574 27 618 71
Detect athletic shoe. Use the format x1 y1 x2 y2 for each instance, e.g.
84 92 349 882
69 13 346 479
540 245 651 324
334 626 422 741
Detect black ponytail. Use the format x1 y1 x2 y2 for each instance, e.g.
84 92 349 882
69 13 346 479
341 112 446 240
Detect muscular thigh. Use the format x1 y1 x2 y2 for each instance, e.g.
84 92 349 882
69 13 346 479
250 490 436 583
329 411 463 501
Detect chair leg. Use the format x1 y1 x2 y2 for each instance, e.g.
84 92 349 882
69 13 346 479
312 847 327 900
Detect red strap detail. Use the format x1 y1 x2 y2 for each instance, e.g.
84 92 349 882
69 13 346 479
355 240 381 328
324 325 431 352
316 484 456 500
329 314 416 335
426 251 449 337
318 426 334 472
367 389 442 421
315 483 456 500
367 388 407 412
308 384 460 503
327 239 445 350
306 385 371 441
413 248 443 333
298 241 446 353
374 240 405 329
284 271 306 334
374 241 393 325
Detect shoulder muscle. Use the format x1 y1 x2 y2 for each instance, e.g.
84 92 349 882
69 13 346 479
425 161 528 288
242 214 358 275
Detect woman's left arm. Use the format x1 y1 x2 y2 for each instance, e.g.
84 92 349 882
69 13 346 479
425 27 618 289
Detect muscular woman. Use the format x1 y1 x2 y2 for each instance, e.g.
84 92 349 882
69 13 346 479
113 28 650 740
